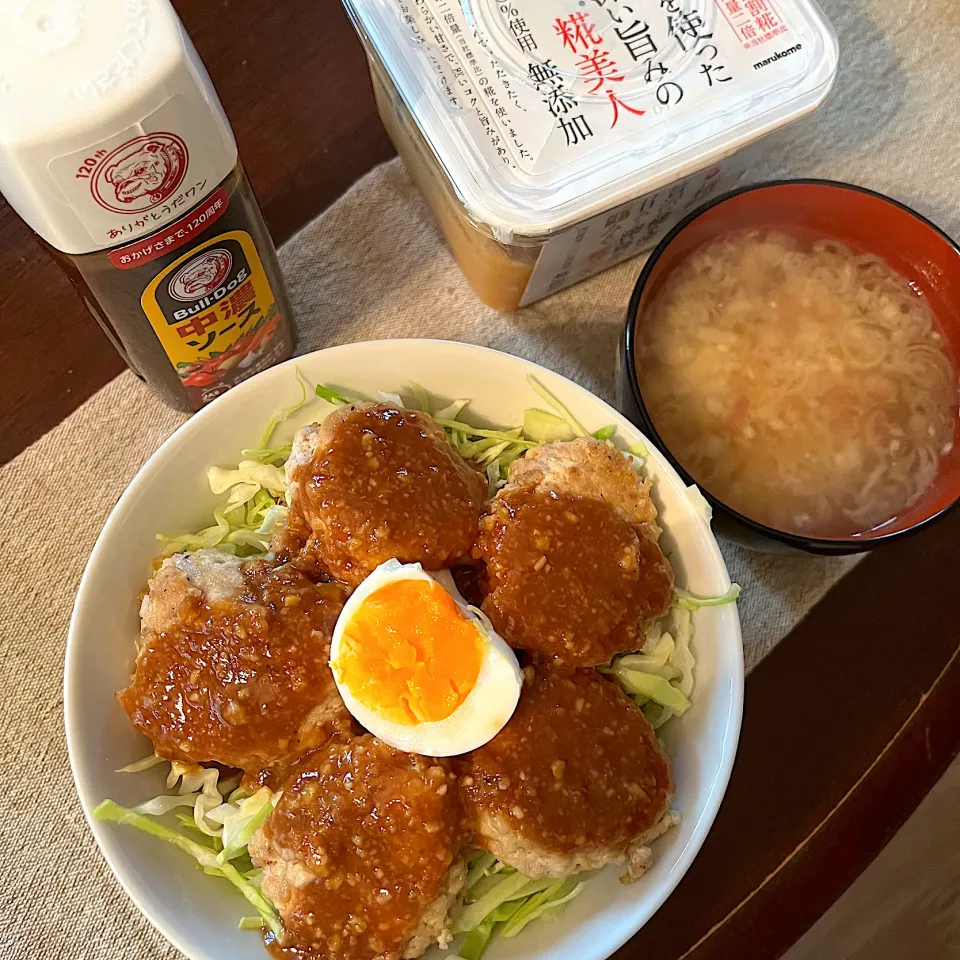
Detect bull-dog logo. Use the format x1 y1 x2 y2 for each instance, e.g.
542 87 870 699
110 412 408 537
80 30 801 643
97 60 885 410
91 133 189 214
168 249 234 303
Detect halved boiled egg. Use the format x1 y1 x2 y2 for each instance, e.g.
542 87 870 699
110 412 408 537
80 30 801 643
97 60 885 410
329 559 522 756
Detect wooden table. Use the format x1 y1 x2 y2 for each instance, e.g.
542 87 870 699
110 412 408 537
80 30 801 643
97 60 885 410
2 2 957 957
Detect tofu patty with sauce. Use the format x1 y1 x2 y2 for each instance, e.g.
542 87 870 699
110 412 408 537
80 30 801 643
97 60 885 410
278 403 486 586
475 438 674 666
249 734 465 960
118 549 349 777
459 667 677 880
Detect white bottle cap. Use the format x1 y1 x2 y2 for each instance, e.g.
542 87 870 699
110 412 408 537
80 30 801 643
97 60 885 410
0 0 238 255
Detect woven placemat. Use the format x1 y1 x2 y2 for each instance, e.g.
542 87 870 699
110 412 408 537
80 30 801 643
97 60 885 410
1 0 957 954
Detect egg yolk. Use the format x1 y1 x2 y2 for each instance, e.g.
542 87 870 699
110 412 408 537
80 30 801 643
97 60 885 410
335 578 485 725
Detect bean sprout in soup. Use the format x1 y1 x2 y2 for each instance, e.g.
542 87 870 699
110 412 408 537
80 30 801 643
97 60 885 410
636 231 959 537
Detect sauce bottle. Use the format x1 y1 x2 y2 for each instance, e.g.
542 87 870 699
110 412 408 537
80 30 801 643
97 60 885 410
0 0 295 412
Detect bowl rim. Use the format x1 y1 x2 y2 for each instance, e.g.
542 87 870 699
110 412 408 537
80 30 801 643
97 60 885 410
622 177 960 554
65 338 744 960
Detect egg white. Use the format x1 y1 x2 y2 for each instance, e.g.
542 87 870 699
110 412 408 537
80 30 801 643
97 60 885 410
329 559 522 757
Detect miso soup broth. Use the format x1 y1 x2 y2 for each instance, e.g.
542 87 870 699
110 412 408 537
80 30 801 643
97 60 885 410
636 231 959 537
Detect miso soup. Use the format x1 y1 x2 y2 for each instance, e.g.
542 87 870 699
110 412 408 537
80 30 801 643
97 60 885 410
636 232 959 537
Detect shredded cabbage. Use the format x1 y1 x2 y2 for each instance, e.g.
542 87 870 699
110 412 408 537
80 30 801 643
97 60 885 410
453 852 587 960
116 753 165 774
501 877 584 936
157 487 286 558
314 383 353 405
157 380 309 558
604 582 737 727
94 799 281 936
523 408 576 443
378 390 405 407
212 788 275 864
408 380 432 414
241 445 293 466
208 461 286 498
434 398 471 420
526 374 589 438
617 670 692 715
603 603 695 728
258 371 310 449
102 760 281 930
676 583 741 610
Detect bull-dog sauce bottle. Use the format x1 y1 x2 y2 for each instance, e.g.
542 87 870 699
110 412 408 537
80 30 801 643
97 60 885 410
0 0 295 411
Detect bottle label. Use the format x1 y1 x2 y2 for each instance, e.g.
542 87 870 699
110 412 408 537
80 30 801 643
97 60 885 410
141 229 286 403
108 186 230 268
48 94 236 249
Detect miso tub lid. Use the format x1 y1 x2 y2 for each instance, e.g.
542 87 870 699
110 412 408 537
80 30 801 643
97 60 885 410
344 0 838 241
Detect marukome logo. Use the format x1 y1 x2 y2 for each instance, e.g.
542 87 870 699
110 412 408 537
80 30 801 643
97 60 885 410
168 248 233 302
90 133 189 214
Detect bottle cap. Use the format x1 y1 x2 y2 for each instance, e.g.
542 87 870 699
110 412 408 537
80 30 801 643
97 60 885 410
0 0 238 254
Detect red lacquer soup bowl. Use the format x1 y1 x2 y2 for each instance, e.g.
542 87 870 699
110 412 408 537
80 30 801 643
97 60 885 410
619 180 960 555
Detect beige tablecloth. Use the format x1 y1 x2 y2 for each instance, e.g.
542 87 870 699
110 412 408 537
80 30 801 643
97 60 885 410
0 0 957 956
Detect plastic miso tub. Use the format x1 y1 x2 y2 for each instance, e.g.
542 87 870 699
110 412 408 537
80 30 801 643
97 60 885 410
342 0 839 310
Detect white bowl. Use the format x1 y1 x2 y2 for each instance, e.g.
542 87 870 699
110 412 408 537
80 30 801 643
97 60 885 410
66 339 743 960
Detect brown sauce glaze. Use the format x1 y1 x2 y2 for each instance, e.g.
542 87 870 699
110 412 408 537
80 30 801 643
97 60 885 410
119 561 348 775
254 735 462 960
240 712 360 794
459 668 673 856
476 490 673 666
289 405 486 586
269 506 333 581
